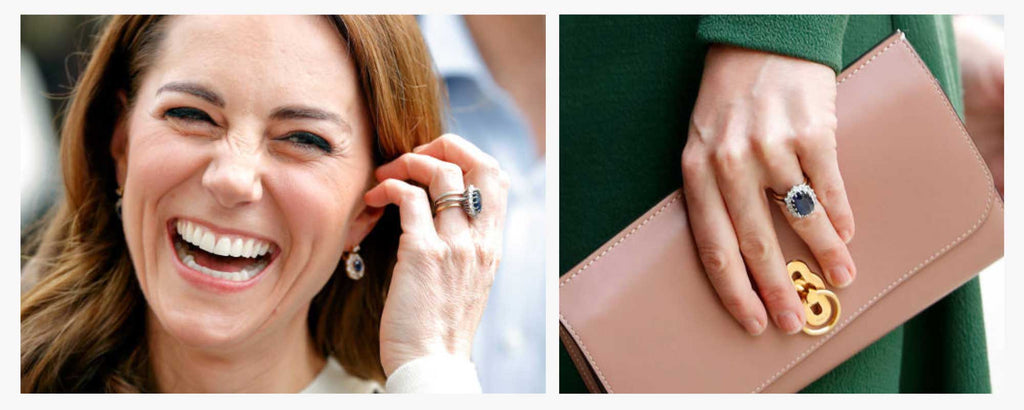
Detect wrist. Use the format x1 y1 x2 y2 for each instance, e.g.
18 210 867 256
381 338 472 377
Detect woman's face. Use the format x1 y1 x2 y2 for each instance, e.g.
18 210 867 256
112 16 379 348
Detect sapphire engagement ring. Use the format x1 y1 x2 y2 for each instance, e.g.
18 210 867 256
432 185 483 219
771 182 818 219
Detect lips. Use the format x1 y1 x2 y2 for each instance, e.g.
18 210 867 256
169 218 279 284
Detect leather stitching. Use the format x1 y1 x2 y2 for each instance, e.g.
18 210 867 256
560 194 682 287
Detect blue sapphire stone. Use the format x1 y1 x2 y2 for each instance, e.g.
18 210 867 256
353 259 363 272
472 193 482 214
792 191 815 216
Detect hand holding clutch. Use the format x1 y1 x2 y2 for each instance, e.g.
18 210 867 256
682 44 856 336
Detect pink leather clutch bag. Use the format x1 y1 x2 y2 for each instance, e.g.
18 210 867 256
559 31 1004 393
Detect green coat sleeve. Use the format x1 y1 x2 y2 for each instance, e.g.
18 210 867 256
697 15 850 72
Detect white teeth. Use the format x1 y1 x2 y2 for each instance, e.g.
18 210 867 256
175 219 273 258
174 240 268 282
214 237 231 256
200 231 216 253
230 238 244 257
243 239 255 258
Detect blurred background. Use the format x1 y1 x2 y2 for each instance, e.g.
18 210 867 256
20 15 546 393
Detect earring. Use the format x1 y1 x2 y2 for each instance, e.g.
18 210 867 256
115 186 123 220
344 245 365 280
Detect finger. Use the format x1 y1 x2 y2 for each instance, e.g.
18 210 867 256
712 143 806 335
681 143 768 336
795 137 856 244
412 133 496 173
376 153 470 236
364 179 439 241
768 158 857 289
414 133 509 232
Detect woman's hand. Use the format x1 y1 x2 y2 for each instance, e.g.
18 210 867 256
364 134 510 376
955 15 1004 198
681 45 857 336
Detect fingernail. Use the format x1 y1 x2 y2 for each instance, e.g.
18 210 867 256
842 230 853 243
742 318 765 336
776 311 803 335
412 145 425 152
829 266 851 288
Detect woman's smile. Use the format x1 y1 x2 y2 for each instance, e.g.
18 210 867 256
167 217 280 292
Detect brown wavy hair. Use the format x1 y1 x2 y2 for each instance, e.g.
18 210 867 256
21 15 444 392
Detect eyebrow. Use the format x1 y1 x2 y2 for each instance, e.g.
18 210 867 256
156 81 225 107
271 105 352 133
156 81 351 133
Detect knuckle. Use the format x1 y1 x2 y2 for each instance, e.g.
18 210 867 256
474 242 501 271
738 233 775 262
394 152 413 164
424 240 451 261
438 162 463 179
404 185 428 202
749 130 778 147
719 292 754 317
383 179 408 195
680 147 707 178
817 184 847 208
439 133 462 144
758 284 797 310
688 115 713 143
797 129 837 153
479 155 501 171
452 236 483 265
697 245 730 278
749 133 785 163
711 143 749 174
816 243 848 265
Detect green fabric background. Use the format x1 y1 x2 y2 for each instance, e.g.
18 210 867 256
559 15 989 393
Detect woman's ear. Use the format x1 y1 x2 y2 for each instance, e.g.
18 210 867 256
344 202 385 250
109 91 130 188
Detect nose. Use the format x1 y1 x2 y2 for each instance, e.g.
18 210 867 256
202 141 264 208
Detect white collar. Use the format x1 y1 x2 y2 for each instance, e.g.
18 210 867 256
300 356 383 393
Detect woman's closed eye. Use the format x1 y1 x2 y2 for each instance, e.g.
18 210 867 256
163 107 216 125
162 106 334 155
280 131 334 154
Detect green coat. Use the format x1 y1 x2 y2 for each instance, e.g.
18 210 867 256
560 15 989 393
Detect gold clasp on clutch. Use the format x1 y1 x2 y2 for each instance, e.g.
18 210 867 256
787 260 841 336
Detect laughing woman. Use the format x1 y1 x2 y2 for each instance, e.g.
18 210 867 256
21 15 509 393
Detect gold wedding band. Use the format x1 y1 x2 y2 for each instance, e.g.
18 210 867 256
433 200 463 214
430 185 483 218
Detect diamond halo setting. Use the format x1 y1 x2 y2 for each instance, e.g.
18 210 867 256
784 183 817 218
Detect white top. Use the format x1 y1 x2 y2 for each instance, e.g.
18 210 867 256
300 355 482 394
